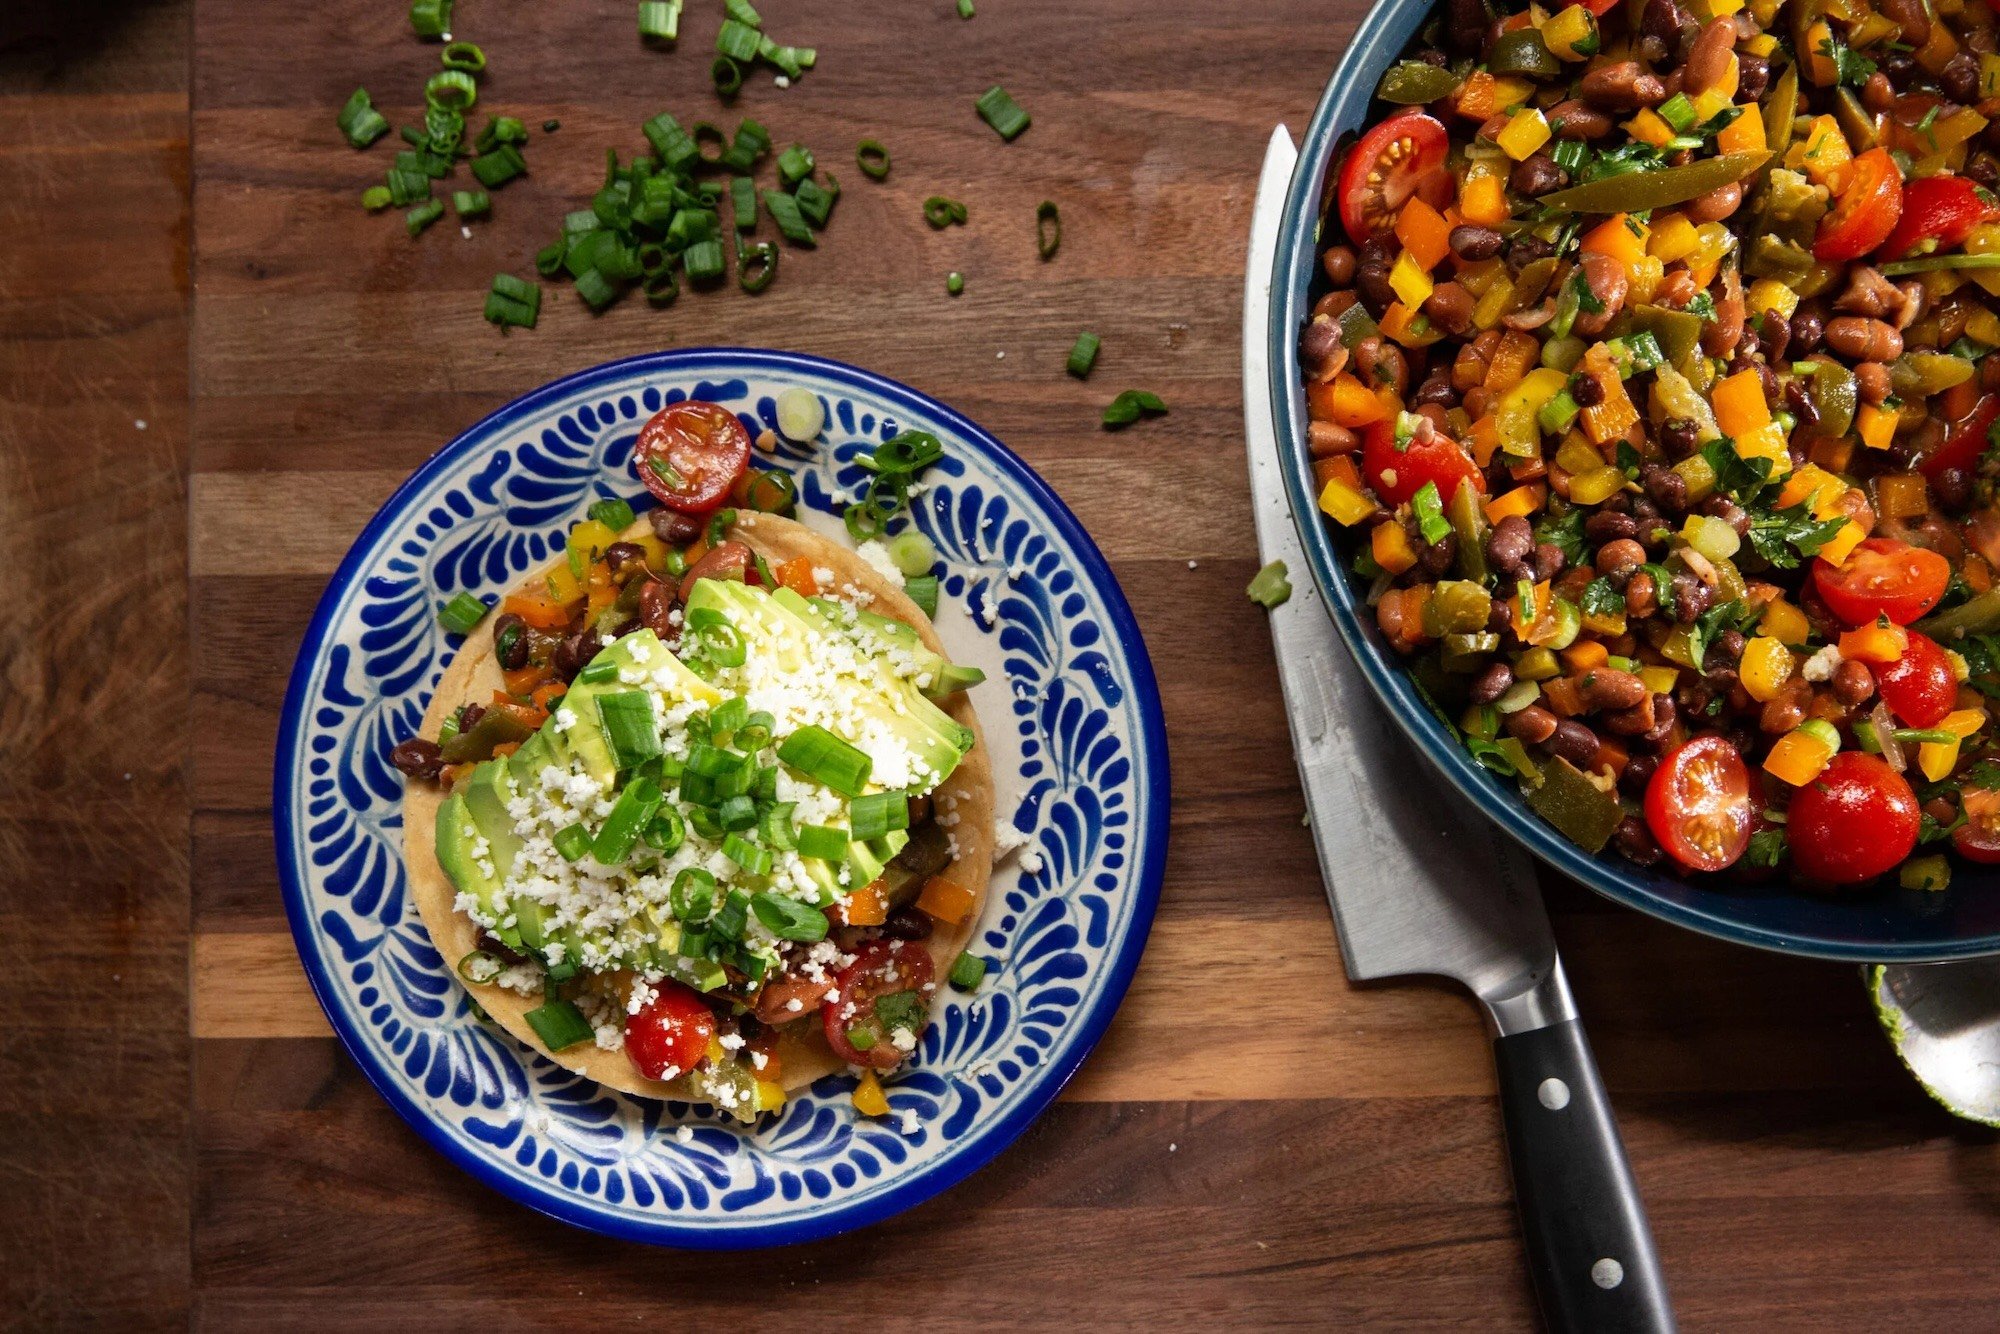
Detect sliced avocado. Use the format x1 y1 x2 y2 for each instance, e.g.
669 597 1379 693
461 760 524 880
688 580 973 788
785 588 986 701
506 727 558 791
435 792 522 949
559 630 720 787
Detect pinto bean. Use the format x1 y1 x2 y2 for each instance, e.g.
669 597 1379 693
1596 538 1647 579
1487 514 1534 575
1833 659 1876 706
1684 180 1742 223
1580 61 1666 111
1572 253 1629 338
1300 317 1344 375
1504 704 1560 745
1511 152 1567 197
1826 317 1903 361
1424 281 1476 335
1549 100 1614 139
1854 361 1892 405
391 738 444 781
1309 421 1359 456
1578 667 1648 712
1353 335 1409 398
1684 20 1738 94
1470 662 1515 705
650 508 703 544
1625 569 1659 619
1449 224 1505 261
1322 245 1357 286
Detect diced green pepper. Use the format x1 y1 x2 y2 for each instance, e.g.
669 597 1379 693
1807 361 1858 439
1375 60 1461 104
1423 580 1494 637
1538 151 1771 214
1523 757 1626 853
1448 477 1491 585
1919 589 2000 639
1488 29 1560 78
1626 305 1705 374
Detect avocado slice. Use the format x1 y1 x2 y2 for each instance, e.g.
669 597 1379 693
506 727 559 792
784 588 986 701
461 760 524 880
434 791 522 950
558 630 721 787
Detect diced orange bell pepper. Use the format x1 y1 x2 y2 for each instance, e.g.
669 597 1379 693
503 664 554 697
1485 332 1540 396
1857 402 1897 451
1818 520 1866 567
1764 728 1835 786
775 555 821 596
1315 454 1365 495
1711 369 1772 438
1874 473 1930 520
1717 105 1767 155
1592 734 1629 781
1581 214 1648 277
1372 520 1419 575
1808 436 1856 474
917 876 977 924
1455 70 1501 120
1459 173 1509 226
490 742 522 759
1396 196 1453 271
1468 413 1504 466
503 592 574 630
1379 301 1444 348
1307 373 1391 428
1562 640 1609 673
530 681 568 712
1484 482 1547 525
441 762 476 790
1540 675 1585 717
1509 579 1554 636
835 880 888 926
1838 622 1910 664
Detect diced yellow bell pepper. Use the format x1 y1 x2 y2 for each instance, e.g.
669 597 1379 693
1775 462 1843 514
1497 367 1569 456
1857 402 1897 451
1965 306 2000 347
546 561 586 604
1319 477 1379 526
1388 250 1435 309
1640 665 1680 697
1372 519 1419 574
1497 107 1553 161
1739 637 1795 703
1555 433 1605 478
1488 75 1536 110
1765 728 1836 786
1457 258 1506 297
755 1080 787 1112
1945 708 1987 737
1818 519 1866 566
1742 32 1775 57
1459 172 1510 227
1716 54 1739 100
1803 19 1840 85
1788 115 1853 185
1736 422 1791 472
1874 472 1930 520
1919 738 1963 783
1484 482 1547 525
1916 19 1960 77
1629 254 1664 305
1568 465 1629 505
1746 278 1799 323
1472 272 1516 330
1758 598 1811 645
1850 12 1900 48
1690 90 1734 124
1687 221 1734 289
1646 212 1700 264
1838 621 1910 664
1626 109 1675 148
852 1069 891 1117
1541 3 1597 58
1580 603 1627 637
1580 357 1640 446
568 518 619 564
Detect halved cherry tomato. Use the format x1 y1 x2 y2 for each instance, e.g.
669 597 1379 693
1570 0 1621 12
1336 111 1451 243
1787 752 1919 885
679 539 752 604
1918 392 2000 480
1811 538 1951 626
625 981 718 1082
634 400 752 515
1645 736 1756 873
1361 419 1486 506
822 940 936 1070
1813 148 1904 263
1953 787 2000 863
1878 175 1996 261
1875 631 1956 728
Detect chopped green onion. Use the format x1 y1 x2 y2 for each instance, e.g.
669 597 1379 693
722 830 769 878
684 239 726 282
591 777 665 864
763 190 816 245
523 999 593 1050
470 145 525 187
946 271 965 296
975 85 1031 141
638 0 682 40
725 0 762 24
887 531 937 577
424 69 478 112
387 167 431 206
776 144 815 185
598 691 662 769
751 891 829 942
740 466 795 512
718 793 758 831
362 185 393 211
1066 332 1101 378
437 591 492 634
409 0 452 38
904 574 940 618
1879 253 2000 275
776 725 873 797
441 41 486 72
758 37 815 78
795 176 837 228
716 18 763 61
1656 92 1697 134
776 387 825 441
728 176 757 230
672 867 717 922
796 823 849 861
476 117 527 151
1036 200 1060 260
1247 561 1292 609
856 139 890 180
721 118 770 171
574 267 622 311
1102 389 1168 428
457 949 502 984
849 791 910 841
711 54 744 97
553 823 593 862
844 503 886 543
1893 727 1959 744
948 951 987 989
338 88 391 149
845 1025 878 1051
588 497 635 531
958 0 975 15
577 658 619 685
735 236 781 294
453 189 491 218
923 196 967 229
1411 481 1452 546
644 269 680 307
644 806 687 854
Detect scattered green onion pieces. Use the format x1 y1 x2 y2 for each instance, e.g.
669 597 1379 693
672 867 717 922
796 823 849 861
485 274 541 328
845 1025 878 1052
524 999 594 1051
638 0 683 40
856 139 891 180
776 144 815 186
712 54 744 97
712 888 752 941
588 497 636 531
751 891 829 942
948 951 987 990
553 823 594 862
1036 200 1060 260
904 574 940 618
976 85 1031 141
1067 332 1101 378
470 145 526 188
795 176 838 228
598 691 663 769
592 777 665 864
1102 390 1168 428
776 386 825 441
1247 560 1292 609
362 185 393 211
338 88 391 149
958 0 975 15
577 659 620 685
887 531 937 577
457 950 502 984
441 41 486 72
437 591 492 634
717 18 763 61
849 791 911 841
776 725 873 797
453 189 491 218
409 0 452 39
764 190 816 245
425 69 478 112
923 196 967 229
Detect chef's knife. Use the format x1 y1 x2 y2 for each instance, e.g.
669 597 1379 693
1243 125 1673 1334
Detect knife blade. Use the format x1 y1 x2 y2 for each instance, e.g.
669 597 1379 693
1243 124 1674 1334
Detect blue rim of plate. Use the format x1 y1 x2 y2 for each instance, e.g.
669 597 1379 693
1266 0 2000 963
273 347 1170 1246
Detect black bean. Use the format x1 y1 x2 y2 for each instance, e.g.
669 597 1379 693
881 907 934 941
604 542 649 580
391 738 444 781
1736 53 1770 101
1419 531 1457 576
1571 373 1606 407
1789 308 1825 356
650 508 703 544
458 704 486 730
1784 377 1820 433
491 612 529 670
1511 153 1566 197
1701 495 1750 535
1945 48 1981 105
1532 542 1567 581
1488 514 1534 574
1470 662 1515 705
1671 569 1710 624
1549 720 1599 767
1414 372 1457 408
552 630 602 682
1584 510 1641 543
1659 418 1699 457
1614 815 1664 866
1619 753 1658 797
1449 224 1505 261
1640 463 1688 515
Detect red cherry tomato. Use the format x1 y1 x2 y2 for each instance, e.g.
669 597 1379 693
1336 111 1451 243
1645 736 1756 873
678 539 753 604
822 940 936 1070
1360 419 1486 507
1878 175 1996 261
1787 752 1920 885
1875 632 1957 728
1811 538 1951 626
1813 149 1904 262
1918 392 2000 479
634 400 752 515
1953 788 2000 863
1571 0 1622 13
625 980 718 1082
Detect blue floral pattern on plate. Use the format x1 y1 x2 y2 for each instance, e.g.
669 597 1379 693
274 349 1169 1248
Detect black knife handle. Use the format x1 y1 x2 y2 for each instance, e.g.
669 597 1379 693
1493 1019 1674 1334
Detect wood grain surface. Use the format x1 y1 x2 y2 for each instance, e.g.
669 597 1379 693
9 0 2000 1327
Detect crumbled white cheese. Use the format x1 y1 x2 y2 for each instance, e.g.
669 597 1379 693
1803 644 1843 683
674 1125 695 1145
854 539 903 586
899 1109 920 1135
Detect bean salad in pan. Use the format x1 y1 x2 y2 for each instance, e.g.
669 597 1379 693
1302 0 2000 888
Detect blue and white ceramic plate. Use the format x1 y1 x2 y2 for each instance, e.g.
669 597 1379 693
274 348 1169 1247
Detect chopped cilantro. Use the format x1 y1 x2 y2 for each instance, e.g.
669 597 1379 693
1744 825 1787 869
1746 502 1851 570
1818 36 1877 88
1685 290 1717 321
1534 507 1588 565
1580 577 1627 619
1641 561 1677 619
